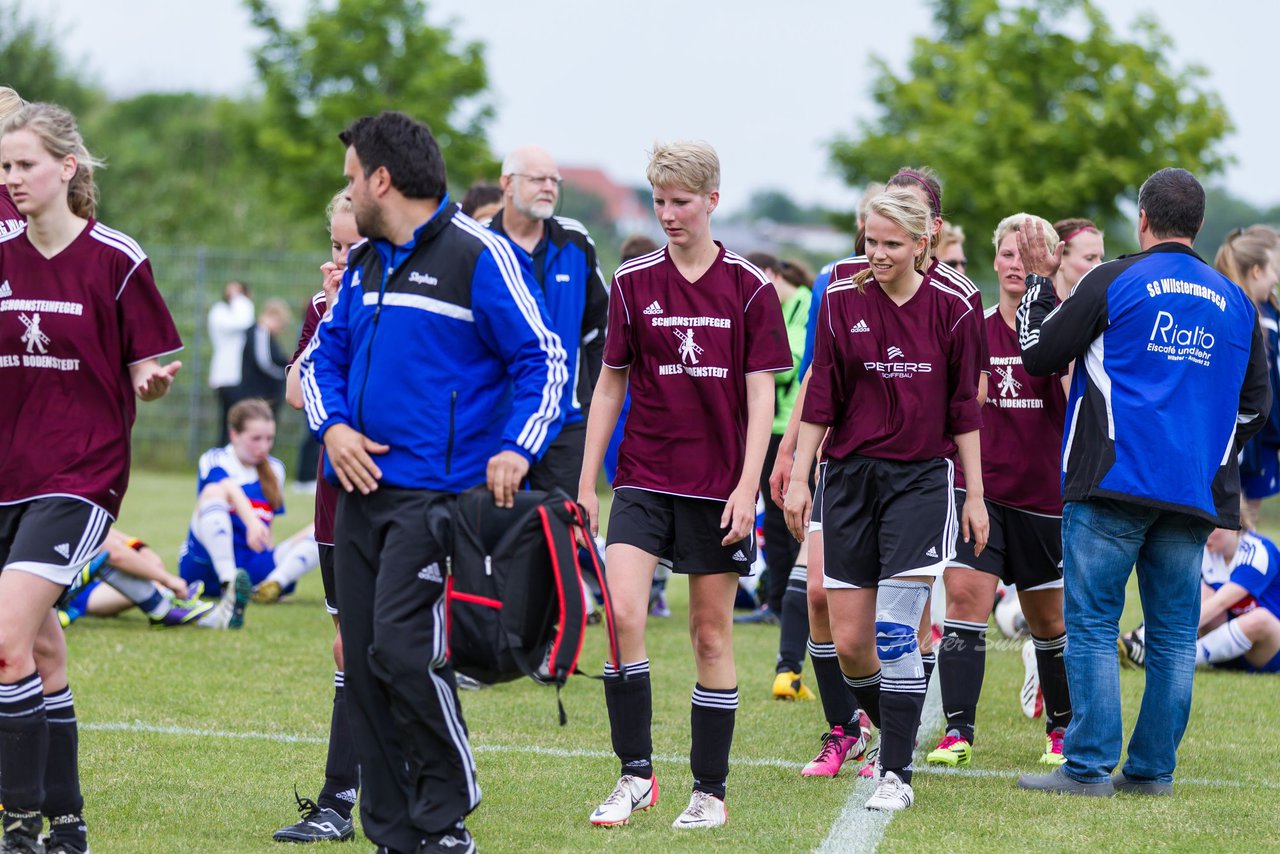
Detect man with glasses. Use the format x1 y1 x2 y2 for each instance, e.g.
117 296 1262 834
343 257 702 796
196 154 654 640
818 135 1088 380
489 146 609 496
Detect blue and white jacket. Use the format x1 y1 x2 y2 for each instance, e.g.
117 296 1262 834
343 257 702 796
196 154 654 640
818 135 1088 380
488 212 608 425
300 198 567 493
1019 242 1271 527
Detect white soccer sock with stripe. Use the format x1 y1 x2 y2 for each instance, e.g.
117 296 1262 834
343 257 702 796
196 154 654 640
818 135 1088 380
265 534 320 588
195 499 238 589
1195 620 1252 665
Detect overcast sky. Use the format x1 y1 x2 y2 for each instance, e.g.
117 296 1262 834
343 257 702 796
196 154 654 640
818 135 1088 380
41 0 1278 215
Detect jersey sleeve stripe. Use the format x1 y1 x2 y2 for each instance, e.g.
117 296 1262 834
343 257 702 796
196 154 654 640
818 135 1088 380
613 248 666 278
454 216 567 455
89 223 147 264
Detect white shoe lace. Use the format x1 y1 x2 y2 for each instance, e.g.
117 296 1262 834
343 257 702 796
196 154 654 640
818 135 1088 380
681 791 714 820
600 776 635 809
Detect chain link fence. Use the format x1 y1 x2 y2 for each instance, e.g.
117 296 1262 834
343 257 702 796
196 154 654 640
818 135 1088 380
135 245 325 474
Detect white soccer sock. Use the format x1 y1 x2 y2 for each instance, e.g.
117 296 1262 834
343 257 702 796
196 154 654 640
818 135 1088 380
195 499 238 589
1196 620 1252 665
265 535 320 589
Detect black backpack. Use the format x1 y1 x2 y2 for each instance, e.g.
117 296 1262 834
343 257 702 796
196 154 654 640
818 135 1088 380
448 486 618 722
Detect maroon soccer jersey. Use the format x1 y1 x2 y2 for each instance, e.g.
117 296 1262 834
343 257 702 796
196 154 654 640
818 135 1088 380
603 244 792 500
0 186 22 238
0 220 182 516
291 289 337 545
955 306 1067 514
804 269 983 462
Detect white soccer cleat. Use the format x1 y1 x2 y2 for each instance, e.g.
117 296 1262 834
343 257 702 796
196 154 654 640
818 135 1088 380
589 774 659 826
196 595 233 629
671 790 727 829
1020 638 1043 719
865 770 914 811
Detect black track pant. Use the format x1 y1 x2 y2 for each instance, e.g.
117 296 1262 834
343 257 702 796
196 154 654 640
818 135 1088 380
335 487 479 853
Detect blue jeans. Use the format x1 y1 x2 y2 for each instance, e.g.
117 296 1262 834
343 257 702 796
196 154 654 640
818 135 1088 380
1060 498 1211 783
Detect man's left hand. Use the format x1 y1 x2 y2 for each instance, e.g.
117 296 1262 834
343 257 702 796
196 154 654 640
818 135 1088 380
1016 219 1063 279
487 450 530 508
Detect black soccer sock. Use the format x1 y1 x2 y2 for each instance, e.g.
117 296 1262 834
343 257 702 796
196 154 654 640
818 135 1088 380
1033 633 1072 733
43 686 87 851
878 681 927 785
842 670 881 730
603 660 652 779
0 673 48 812
921 651 937 690
938 619 987 743
317 671 359 819
808 640 857 727
690 685 737 800
776 566 810 674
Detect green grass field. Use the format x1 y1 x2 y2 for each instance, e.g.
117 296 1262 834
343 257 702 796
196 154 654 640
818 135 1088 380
55 470 1280 852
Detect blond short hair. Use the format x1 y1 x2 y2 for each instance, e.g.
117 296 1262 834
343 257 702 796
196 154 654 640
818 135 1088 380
993 213 1058 253
0 88 25 123
326 188 353 224
646 140 719 195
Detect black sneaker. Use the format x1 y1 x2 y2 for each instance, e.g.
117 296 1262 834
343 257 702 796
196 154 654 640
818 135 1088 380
1 810 44 854
43 812 88 854
272 790 354 843
418 826 475 853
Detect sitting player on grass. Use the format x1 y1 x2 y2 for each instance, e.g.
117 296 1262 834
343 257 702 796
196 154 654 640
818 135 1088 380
1122 507 1280 674
178 399 318 627
57 529 213 627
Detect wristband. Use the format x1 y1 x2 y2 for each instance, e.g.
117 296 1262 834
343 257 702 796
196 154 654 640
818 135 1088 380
1025 274 1053 289
126 537 147 551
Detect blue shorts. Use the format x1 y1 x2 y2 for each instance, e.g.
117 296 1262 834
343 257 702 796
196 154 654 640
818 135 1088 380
1240 442 1280 500
179 548 278 590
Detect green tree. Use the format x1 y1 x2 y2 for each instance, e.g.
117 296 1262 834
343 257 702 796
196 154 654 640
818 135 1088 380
0 2 101 115
246 0 496 224
89 93 314 249
830 0 1231 272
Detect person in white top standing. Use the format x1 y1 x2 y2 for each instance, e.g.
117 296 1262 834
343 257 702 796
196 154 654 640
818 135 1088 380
207 280 254 443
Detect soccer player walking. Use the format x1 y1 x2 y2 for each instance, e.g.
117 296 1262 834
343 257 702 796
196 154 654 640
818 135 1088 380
0 103 182 854
273 190 362 843
578 141 791 829
784 189 988 812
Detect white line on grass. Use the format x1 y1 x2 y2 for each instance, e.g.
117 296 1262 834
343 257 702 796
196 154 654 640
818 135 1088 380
83 718 1280 794
816 678 945 854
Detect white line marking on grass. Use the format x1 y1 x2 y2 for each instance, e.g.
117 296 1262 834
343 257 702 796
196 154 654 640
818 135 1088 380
86 718 1280 795
84 721 326 744
816 678 945 854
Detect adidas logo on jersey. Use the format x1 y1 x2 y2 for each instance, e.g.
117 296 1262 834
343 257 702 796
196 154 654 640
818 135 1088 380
0 280 11 298
644 301 663 315
418 562 443 583
926 546 938 558
732 549 750 562
54 543 71 559
850 318 870 333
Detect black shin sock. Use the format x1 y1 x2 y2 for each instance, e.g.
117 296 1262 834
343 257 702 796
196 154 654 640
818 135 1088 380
0 673 48 813
603 660 653 779
938 620 987 743
842 670 881 730
1033 633 1072 732
808 641 857 727
776 567 810 674
690 685 737 800
317 671 359 819
44 686 87 851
